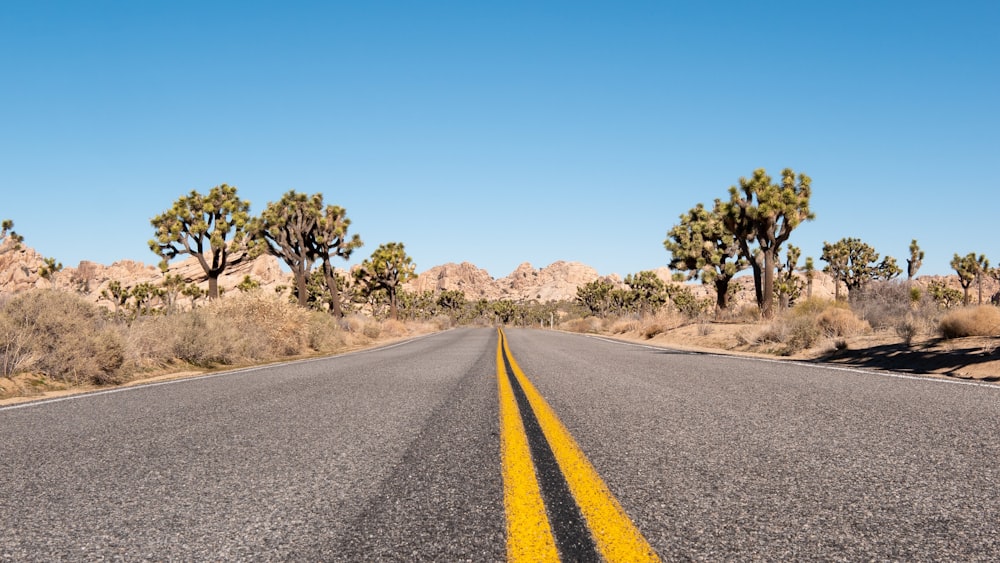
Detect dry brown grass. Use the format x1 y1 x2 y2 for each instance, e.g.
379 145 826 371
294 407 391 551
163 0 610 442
0 290 125 384
939 306 1000 339
757 299 869 355
1 289 443 400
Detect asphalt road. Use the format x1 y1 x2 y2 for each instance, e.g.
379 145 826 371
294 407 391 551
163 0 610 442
2 327 998 561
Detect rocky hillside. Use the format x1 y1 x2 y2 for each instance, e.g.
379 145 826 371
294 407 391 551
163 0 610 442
405 261 621 302
0 240 285 302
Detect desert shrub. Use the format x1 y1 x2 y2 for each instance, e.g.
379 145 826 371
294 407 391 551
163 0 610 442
757 298 867 355
816 307 869 338
851 282 914 330
381 319 407 338
668 285 712 319
362 321 382 339
0 314 36 378
0 290 124 384
125 291 337 368
895 315 921 347
563 317 602 334
641 323 664 339
609 317 640 334
306 313 347 352
758 315 821 354
939 306 1000 339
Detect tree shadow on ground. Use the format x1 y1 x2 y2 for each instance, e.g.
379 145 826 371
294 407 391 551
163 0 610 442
815 339 1000 381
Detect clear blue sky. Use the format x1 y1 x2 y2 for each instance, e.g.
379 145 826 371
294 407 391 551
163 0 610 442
2 1 996 278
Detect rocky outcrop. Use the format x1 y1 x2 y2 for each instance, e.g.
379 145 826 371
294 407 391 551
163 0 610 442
497 261 603 302
406 262 502 300
404 260 606 302
0 242 287 305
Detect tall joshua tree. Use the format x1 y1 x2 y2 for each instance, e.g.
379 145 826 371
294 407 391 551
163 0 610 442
722 168 814 318
664 200 747 313
354 242 416 320
907 239 924 281
149 184 253 299
951 252 988 306
252 191 321 307
309 203 363 317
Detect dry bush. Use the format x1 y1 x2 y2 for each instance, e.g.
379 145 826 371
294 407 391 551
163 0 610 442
0 290 125 384
380 319 408 338
563 317 603 334
609 317 640 334
852 281 941 335
641 323 665 339
816 307 869 338
125 291 348 369
362 321 382 339
939 306 1000 339
757 298 868 355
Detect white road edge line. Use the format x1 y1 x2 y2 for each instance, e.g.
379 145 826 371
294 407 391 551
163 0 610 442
0 332 438 412
581 334 1000 390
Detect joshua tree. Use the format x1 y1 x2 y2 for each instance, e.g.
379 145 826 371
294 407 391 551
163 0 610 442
664 201 747 312
0 219 23 255
623 271 668 316
951 252 988 306
252 191 320 307
149 184 253 300
907 239 924 280
721 168 814 318
308 203 363 317
353 242 416 320
576 278 615 317
803 256 816 298
822 238 901 300
37 257 63 288
775 245 803 310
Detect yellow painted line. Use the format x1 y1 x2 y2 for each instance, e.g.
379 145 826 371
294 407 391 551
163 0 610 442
497 330 560 562
500 329 661 563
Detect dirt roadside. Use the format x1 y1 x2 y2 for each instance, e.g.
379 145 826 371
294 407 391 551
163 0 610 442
598 322 1000 384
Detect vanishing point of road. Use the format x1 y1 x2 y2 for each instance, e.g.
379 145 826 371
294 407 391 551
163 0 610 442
2 327 998 561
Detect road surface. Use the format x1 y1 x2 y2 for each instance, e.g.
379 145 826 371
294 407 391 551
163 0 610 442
1 327 998 561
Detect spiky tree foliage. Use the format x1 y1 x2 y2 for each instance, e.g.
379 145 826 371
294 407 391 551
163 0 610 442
721 168 814 318
149 184 253 300
623 271 668 316
775 245 802 310
664 201 747 312
907 239 924 280
100 280 131 316
576 278 615 316
803 256 816 298
950 252 988 306
160 274 186 314
437 289 467 314
182 283 207 309
309 203 363 317
37 257 63 288
353 242 416 320
253 191 321 307
0 219 24 255
821 238 901 300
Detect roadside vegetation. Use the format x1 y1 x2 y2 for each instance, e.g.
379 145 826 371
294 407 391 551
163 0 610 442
3 167 999 397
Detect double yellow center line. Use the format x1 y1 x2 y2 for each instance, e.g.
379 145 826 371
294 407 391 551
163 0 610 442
496 328 660 562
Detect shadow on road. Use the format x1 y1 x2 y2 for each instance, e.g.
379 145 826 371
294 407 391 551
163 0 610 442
815 340 1000 381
